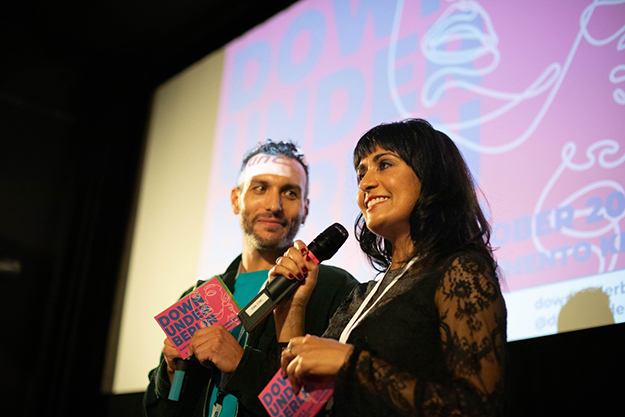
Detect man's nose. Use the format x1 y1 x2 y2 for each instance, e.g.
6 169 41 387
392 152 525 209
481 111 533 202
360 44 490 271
266 189 283 212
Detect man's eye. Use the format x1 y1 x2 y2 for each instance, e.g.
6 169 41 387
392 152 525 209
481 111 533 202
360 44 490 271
283 190 299 199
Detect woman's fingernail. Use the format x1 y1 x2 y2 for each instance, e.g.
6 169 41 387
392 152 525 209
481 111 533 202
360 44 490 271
289 273 296 280
297 273 304 281
302 266 308 274
305 254 311 262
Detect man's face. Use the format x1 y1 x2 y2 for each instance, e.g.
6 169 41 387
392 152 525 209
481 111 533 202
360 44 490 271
231 155 309 251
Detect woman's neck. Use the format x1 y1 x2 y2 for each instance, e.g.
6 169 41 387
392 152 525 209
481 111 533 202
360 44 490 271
390 235 415 270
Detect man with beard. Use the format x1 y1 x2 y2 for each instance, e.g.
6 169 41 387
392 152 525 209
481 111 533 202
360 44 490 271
143 140 357 417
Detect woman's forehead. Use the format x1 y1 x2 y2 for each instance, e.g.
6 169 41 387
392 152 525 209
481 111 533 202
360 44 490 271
355 144 400 165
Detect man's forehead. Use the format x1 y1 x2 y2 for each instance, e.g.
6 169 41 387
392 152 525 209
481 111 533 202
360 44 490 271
238 153 306 186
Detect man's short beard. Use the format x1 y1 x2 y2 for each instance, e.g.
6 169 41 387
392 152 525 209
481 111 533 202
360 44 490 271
241 213 303 251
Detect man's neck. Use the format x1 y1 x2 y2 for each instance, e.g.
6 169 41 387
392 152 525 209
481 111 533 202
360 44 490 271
239 247 284 273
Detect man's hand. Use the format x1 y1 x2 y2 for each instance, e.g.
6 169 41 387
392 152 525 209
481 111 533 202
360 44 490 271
188 324 244 373
162 338 182 384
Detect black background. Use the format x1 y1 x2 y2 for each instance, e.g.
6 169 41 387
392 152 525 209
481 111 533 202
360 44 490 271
0 1 622 416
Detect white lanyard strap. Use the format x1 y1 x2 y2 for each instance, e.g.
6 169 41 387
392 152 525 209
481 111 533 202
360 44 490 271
339 257 417 343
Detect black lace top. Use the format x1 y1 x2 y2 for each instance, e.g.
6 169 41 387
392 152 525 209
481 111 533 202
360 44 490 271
323 251 507 416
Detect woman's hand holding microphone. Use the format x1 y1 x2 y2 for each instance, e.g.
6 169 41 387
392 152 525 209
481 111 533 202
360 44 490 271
269 240 353 394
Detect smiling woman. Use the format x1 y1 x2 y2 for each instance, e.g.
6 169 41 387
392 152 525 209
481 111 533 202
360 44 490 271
355 149 421 264
271 118 507 416
352 118 493 274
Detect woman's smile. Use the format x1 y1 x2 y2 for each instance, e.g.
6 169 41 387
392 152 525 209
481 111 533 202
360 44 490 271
365 195 390 211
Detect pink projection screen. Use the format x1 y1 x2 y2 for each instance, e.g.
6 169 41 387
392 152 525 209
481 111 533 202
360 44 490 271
197 0 625 341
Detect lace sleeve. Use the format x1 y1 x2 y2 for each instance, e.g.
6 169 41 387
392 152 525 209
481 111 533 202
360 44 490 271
335 255 507 416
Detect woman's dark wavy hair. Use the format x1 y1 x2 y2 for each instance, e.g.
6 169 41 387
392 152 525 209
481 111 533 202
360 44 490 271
353 118 495 273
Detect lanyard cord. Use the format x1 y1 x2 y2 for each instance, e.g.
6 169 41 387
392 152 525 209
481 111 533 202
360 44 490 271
339 257 417 343
211 263 265 416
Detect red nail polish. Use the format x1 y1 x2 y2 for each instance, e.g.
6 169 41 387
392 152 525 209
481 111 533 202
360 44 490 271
302 266 308 274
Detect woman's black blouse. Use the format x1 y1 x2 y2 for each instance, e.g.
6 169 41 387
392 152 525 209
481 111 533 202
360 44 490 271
323 251 507 416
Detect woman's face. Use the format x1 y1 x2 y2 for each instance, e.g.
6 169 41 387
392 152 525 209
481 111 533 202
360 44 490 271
356 146 421 244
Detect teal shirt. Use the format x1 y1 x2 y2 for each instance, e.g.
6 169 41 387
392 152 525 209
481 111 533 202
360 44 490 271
208 270 268 417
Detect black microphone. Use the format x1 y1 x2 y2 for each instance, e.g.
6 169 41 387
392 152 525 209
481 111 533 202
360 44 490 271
238 223 348 332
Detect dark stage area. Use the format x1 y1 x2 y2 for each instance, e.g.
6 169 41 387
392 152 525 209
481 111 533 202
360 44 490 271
1 2 622 416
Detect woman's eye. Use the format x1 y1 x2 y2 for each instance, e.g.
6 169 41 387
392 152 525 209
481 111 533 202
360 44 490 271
379 160 392 170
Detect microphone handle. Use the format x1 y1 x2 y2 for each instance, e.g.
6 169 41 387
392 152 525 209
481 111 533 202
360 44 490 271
265 273 301 301
237 223 348 332
238 273 304 333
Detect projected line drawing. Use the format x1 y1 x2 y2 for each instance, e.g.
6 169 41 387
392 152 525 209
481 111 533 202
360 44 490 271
532 139 625 275
580 0 625 105
610 64 625 104
388 0 625 154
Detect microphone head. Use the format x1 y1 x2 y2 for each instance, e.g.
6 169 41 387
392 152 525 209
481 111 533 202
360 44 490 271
307 223 349 263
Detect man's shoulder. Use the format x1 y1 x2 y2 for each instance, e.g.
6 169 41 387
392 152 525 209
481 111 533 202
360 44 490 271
318 263 355 277
177 256 241 299
308 264 358 316
317 264 358 286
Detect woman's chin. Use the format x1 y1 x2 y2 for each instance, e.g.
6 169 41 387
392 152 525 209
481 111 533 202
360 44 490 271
365 220 391 239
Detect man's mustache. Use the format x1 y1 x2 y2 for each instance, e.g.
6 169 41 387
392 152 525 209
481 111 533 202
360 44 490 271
253 213 287 225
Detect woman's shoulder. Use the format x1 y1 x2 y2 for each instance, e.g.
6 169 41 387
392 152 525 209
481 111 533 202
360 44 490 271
438 249 496 275
415 250 499 293
339 280 382 314
433 250 503 301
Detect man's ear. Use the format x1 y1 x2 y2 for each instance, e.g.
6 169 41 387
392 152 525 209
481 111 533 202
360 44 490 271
301 198 310 224
231 187 241 215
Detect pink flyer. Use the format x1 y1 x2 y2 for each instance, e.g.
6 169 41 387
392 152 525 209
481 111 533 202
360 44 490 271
259 369 334 417
155 276 241 359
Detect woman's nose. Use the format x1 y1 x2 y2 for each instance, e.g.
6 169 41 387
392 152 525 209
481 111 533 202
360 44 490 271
358 170 377 191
